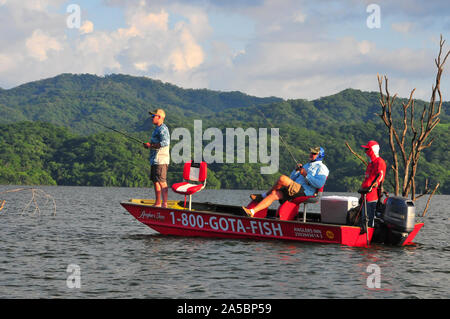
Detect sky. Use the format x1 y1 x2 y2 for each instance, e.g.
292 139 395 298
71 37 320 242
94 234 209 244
0 0 449 100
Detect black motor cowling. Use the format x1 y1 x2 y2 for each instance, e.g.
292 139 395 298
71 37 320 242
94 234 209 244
383 196 416 232
372 196 416 246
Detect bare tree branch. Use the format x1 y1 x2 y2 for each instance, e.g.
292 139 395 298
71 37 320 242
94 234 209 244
376 35 448 204
345 141 368 166
421 183 440 217
0 188 56 216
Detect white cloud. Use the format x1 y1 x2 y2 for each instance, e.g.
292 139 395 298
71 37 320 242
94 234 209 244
79 20 94 34
197 36 437 100
112 6 206 74
123 8 169 36
75 31 121 72
134 61 149 71
0 2 208 88
0 53 14 72
169 27 204 71
25 29 63 61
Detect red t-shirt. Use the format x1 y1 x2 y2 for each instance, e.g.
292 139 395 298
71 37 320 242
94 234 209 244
361 157 386 202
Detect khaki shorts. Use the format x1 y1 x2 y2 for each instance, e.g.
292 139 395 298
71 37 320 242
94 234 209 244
280 181 306 203
150 164 168 183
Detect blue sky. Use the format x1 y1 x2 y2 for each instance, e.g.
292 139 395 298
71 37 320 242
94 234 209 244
0 0 449 100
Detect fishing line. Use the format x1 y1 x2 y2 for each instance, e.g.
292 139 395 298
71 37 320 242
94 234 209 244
90 119 145 144
257 108 299 165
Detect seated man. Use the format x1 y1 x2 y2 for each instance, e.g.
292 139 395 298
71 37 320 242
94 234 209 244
242 147 329 218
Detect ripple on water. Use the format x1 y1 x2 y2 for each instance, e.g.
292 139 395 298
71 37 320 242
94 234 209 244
0 188 448 298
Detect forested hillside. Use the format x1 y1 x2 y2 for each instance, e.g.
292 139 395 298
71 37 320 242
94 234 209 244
0 73 282 134
0 74 448 193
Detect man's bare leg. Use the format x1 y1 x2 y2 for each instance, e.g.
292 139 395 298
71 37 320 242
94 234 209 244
251 175 293 213
154 182 162 206
252 190 284 212
160 181 168 207
266 175 292 195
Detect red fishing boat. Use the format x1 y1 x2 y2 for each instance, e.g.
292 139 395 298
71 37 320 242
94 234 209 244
122 161 423 247
120 196 424 248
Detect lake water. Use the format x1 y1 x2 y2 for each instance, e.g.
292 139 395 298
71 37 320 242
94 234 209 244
0 186 448 299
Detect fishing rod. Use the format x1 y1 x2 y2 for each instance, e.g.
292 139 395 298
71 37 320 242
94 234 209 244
90 119 145 144
358 172 381 246
257 108 299 166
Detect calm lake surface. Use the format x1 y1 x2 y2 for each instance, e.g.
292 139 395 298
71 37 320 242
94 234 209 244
0 186 448 299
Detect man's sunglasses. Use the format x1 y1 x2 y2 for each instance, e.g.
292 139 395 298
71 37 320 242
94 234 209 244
151 114 160 118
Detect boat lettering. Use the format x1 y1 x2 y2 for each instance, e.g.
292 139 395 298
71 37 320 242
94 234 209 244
294 227 323 239
249 220 282 236
178 212 206 228
209 216 245 232
170 212 283 236
139 210 165 221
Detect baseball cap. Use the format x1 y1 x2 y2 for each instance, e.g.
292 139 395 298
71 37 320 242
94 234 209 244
361 140 379 149
149 108 166 119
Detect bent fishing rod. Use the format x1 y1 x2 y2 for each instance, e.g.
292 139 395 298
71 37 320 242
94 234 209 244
257 108 299 166
90 119 145 144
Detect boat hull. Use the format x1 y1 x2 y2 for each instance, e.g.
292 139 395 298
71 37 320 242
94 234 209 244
121 200 377 247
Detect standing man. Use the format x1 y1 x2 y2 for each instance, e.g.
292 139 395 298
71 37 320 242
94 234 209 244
360 140 386 227
143 109 170 208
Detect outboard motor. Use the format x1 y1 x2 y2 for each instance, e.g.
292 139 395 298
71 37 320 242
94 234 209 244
373 196 416 245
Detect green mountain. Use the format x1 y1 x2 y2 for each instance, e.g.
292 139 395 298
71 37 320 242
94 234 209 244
0 73 282 134
0 74 448 194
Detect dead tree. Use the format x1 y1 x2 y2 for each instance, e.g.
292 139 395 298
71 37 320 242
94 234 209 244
376 35 449 210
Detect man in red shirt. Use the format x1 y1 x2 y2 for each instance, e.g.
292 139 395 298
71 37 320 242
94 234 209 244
360 140 386 227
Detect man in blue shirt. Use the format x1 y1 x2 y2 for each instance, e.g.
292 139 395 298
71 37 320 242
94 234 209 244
243 147 329 218
143 109 170 207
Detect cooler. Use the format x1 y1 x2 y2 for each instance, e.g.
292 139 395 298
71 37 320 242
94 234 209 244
321 196 359 225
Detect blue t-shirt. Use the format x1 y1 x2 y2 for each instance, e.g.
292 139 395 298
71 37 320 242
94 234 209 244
150 123 170 165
